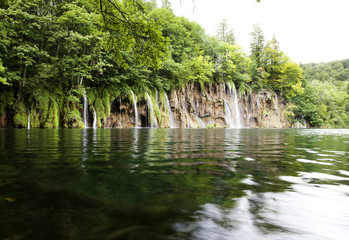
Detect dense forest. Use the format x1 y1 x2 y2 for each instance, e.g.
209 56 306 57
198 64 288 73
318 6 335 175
0 0 348 128
297 60 349 127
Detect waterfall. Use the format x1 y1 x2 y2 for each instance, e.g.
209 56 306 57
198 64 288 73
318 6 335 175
274 93 279 110
225 82 242 128
130 91 138 128
83 90 88 128
145 92 158 128
156 90 159 106
232 85 242 128
93 109 97 129
164 92 176 128
224 100 233 128
27 111 30 129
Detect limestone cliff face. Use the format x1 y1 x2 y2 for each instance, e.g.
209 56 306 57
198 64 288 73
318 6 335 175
0 82 294 128
105 82 292 129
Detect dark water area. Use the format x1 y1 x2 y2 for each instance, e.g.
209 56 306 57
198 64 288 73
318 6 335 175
0 128 349 240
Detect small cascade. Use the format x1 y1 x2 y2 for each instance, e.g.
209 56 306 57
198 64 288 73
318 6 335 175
224 100 231 128
232 85 242 128
27 111 30 129
93 109 97 129
224 82 242 128
156 90 159 106
274 93 279 110
83 90 88 128
145 92 158 128
130 91 138 128
164 92 176 128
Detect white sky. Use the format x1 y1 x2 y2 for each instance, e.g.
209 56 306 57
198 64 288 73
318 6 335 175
165 0 349 64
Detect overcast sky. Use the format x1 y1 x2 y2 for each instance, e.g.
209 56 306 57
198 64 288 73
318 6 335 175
166 0 349 64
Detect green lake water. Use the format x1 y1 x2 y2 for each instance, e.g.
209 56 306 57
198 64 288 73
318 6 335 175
0 128 349 239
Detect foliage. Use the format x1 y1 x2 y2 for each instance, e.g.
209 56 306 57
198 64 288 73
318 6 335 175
301 59 349 82
250 24 265 69
99 0 169 69
1 0 337 128
292 61 349 128
216 19 235 45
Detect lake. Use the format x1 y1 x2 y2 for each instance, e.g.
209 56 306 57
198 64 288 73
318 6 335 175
0 128 348 239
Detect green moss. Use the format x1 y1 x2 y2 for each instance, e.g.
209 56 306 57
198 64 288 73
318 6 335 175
95 98 105 128
30 110 40 128
102 89 110 117
13 101 28 128
198 80 205 93
43 97 60 128
86 89 96 106
61 95 84 128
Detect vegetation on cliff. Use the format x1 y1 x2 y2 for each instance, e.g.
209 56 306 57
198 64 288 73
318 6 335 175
294 60 349 128
0 0 347 128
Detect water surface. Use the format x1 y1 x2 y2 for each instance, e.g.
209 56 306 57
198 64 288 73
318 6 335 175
0 129 348 239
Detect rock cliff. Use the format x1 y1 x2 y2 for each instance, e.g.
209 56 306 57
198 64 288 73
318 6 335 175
105 82 292 129
0 82 299 128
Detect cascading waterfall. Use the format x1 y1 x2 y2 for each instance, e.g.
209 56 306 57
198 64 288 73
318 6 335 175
224 82 242 128
224 99 233 128
232 84 242 128
130 91 138 128
83 90 88 128
164 92 176 128
274 93 278 110
75 83 288 129
27 111 30 129
145 92 158 128
93 109 97 129
156 90 159 106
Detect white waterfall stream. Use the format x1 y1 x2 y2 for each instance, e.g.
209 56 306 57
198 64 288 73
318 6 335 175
164 92 176 128
145 92 158 128
225 82 242 128
131 91 138 128
232 85 242 128
224 99 233 128
274 93 279 110
93 109 97 129
83 90 88 128
27 111 30 129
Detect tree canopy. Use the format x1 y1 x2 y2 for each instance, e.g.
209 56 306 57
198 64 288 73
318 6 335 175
1 0 346 128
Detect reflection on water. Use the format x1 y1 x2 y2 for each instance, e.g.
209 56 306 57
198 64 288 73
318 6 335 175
0 129 348 239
